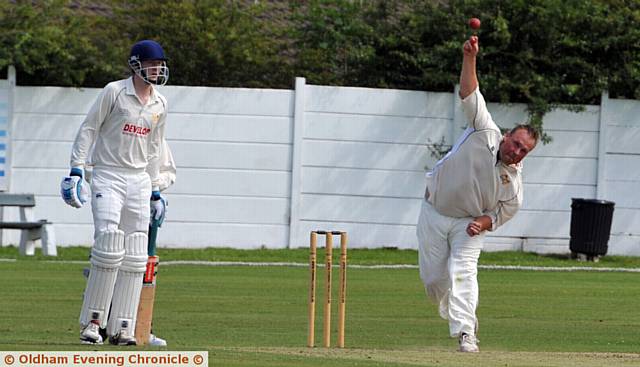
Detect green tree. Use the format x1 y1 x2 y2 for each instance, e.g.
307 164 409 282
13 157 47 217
0 0 117 86
2 0 640 140
288 0 376 86
109 0 290 88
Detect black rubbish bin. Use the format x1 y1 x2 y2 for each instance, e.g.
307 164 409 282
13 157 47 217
569 198 615 257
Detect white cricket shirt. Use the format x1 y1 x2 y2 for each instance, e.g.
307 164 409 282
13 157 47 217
425 87 523 231
70 77 167 191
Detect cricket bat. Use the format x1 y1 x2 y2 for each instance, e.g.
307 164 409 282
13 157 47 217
135 216 161 345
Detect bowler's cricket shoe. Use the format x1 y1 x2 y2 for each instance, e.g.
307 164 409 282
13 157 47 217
458 333 479 353
109 330 137 346
149 333 167 347
80 322 103 345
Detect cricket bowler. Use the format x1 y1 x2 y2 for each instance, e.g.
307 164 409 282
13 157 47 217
416 35 538 352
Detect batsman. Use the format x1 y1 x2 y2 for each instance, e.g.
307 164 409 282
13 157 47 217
416 34 538 353
61 39 170 345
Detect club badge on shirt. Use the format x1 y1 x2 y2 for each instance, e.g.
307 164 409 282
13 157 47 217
152 113 160 123
500 174 511 185
486 144 496 154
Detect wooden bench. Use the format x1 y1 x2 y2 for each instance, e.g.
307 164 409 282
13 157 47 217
0 193 57 256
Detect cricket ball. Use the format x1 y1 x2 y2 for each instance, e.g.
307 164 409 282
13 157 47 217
469 17 481 30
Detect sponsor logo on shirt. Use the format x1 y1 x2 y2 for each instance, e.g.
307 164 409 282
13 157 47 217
122 123 151 136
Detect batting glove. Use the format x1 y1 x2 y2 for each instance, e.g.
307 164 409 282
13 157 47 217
60 168 89 208
150 190 167 226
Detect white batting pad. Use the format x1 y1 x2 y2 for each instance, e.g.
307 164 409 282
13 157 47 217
108 232 148 337
79 229 125 327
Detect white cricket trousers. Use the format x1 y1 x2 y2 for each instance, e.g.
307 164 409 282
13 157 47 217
80 166 150 329
91 167 151 236
80 167 151 336
416 199 484 337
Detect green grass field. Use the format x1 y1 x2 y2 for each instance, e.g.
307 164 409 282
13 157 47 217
1 246 640 366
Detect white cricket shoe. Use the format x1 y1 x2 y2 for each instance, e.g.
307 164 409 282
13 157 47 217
109 330 137 346
80 322 103 345
458 333 479 353
149 334 167 347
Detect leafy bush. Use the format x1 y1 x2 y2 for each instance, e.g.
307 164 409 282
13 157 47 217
2 0 640 134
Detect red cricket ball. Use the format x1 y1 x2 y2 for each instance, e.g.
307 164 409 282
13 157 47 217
469 18 481 30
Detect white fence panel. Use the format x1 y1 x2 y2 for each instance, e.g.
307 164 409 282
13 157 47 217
159 222 287 249
611 208 640 235
606 181 640 209
12 141 71 168
168 195 289 224
301 167 424 198
172 141 291 170
12 114 85 141
608 235 640 256
172 168 290 197
528 131 598 158
605 98 640 126
494 211 571 238
6 84 295 248
288 84 453 249
305 85 452 118
487 103 600 131
605 155 640 181
159 86 294 116
295 221 418 249
166 114 291 143
521 184 596 211
606 126 640 154
539 106 601 131
14 86 99 114
523 157 597 185
300 194 420 225
305 113 450 145
599 97 640 254
303 140 438 171
3 78 640 254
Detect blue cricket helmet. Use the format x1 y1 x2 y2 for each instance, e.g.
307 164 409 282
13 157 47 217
129 40 167 62
128 40 169 86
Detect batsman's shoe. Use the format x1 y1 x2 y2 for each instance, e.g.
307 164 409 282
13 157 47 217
148 334 167 347
109 330 137 346
80 322 103 345
458 333 479 353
